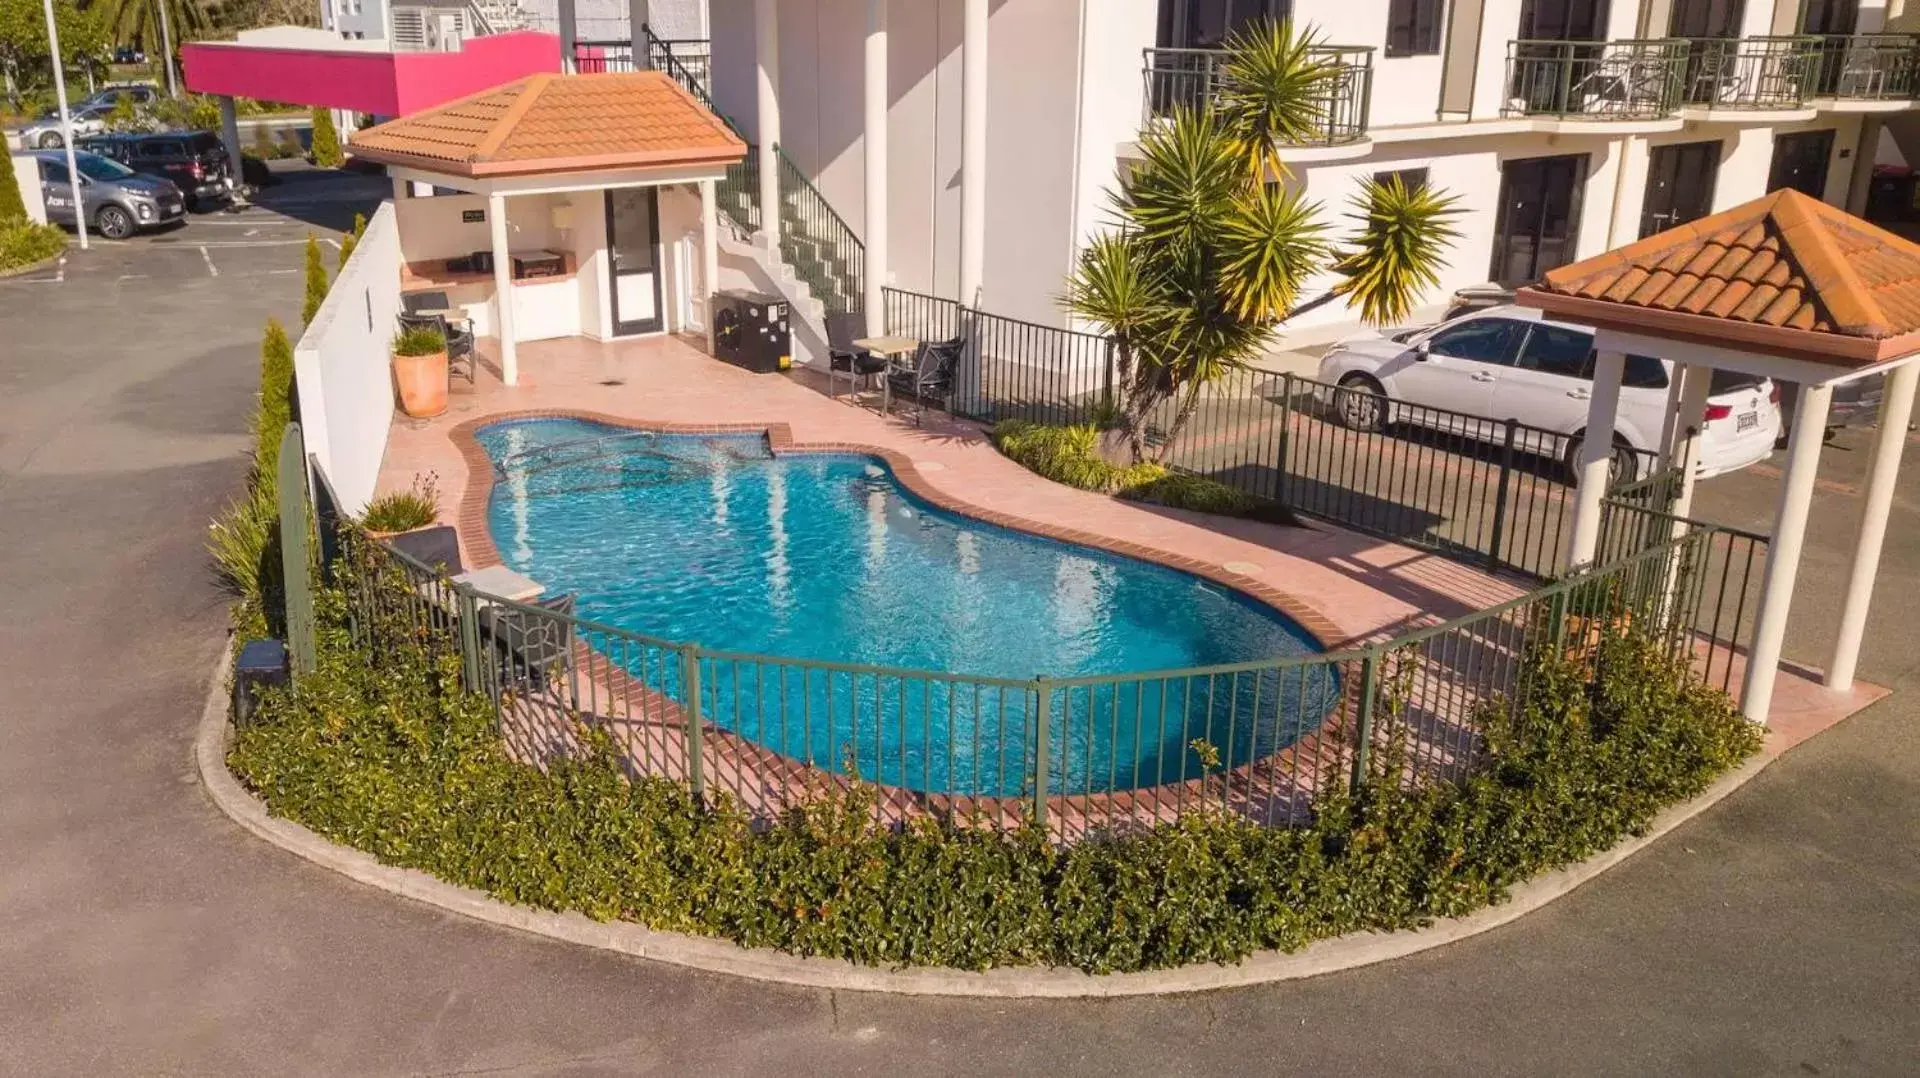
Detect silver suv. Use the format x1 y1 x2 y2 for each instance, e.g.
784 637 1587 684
35 151 185 239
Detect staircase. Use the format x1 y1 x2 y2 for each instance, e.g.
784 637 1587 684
647 28 866 325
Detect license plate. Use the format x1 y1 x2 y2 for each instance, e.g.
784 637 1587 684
1736 411 1759 432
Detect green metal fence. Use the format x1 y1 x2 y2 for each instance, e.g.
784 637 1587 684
1680 35 1819 109
1502 38 1689 120
1141 44 1374 145
332 497 1743 843
774 146 865 315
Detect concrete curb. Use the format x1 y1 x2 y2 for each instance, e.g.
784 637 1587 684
0 251 63 280
197 650 1779 998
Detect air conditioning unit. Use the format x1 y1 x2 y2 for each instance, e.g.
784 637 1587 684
711 289 791 373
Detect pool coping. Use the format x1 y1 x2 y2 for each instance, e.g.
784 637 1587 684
445 410 1357 834
195 645 1785 998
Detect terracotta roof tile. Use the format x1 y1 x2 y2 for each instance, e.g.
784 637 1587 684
347 71 745 178
1531 189 1920 343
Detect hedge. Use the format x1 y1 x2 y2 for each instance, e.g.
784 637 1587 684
990 419 1270 520
0 218 65 273
227 554 1760 974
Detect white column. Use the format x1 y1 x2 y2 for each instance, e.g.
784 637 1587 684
40 0 86 249
1566 349 1627 568
489 193 518 386
629 0 651 66
1741 382 1833 722
863 0 889 336
700 178 720 353
1828 361 1920 690
218 96 244 196
959 0 987 306
1668 364 1713 518
1657 360 1689 463
754 0 781 252
392 175 409 204
558 0 578 73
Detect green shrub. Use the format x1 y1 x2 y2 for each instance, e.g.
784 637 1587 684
992 419 1274 519
1121 472 1256 515
309 106 343 168
0 219 66 272
392 324 446 357
301 235 329 325
207 318 296 632
228 558 1760 974
337 212 367 269
362 473 438 533
0 154 27 222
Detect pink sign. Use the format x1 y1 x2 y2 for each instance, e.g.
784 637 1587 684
182 31 563 117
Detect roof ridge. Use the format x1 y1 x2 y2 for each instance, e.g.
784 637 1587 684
1769 189 1887 337
472 73 553 163
1540 195 1774 293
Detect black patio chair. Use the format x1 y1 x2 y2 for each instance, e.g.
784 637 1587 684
386 524 462 575
826 311 886 400
481 592 577 697
886 333 966 425
399 294 476 386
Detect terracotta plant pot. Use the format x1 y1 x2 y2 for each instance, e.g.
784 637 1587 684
394 349 449 418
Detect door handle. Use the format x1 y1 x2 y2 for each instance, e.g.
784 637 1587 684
1470 371 1497 383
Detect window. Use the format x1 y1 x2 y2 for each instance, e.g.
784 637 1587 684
41 161 70 184
1517 324 1593 377
1426 318 1527 365
1373 167 1430 194
145 140 183 158
1386 0 1444 56
1623 355 1669 390
1156 0 1292 49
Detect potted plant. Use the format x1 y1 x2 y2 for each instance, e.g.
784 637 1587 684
361 473 439 538
392 324 449 418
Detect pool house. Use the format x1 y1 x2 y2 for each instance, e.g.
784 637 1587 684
344 70 743 387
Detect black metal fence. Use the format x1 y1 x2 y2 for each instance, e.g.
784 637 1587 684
881 287 1678 581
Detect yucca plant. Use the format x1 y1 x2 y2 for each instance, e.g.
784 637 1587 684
1065 19 1458 463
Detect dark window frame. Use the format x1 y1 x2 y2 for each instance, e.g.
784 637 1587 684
1386 0 1445 57
1373 166 1431 193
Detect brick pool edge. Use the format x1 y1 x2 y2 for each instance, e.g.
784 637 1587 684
196 646 1781 997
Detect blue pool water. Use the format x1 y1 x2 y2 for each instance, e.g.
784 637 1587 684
478 418 1335 797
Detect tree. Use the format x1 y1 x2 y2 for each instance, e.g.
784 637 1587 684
0 138 25 220
81 0 201 59
308 106 342 168
336 211 366 270
1063 20 1460 464
301 234 328 324
1 0 106 110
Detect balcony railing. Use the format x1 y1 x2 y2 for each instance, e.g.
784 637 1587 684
1503 39 1688 120
1680 35 1818 109
1141 45 1373 146
573 34 710 86
1804 33 1920 101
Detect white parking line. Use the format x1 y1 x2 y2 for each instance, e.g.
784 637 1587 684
1 258 65 286
199 246 219 277
118 273 151 281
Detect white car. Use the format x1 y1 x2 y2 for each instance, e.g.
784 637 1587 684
1316 304 1781 481
20 103 113 149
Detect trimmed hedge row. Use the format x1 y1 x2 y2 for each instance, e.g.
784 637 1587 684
228 566 1759 974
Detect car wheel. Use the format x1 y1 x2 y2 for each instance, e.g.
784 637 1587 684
1334 374 1388 433
38 131 63 149
1563 432 1639 486
95 205 135 240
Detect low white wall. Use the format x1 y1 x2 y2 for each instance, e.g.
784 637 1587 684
10 154 47 224
296 201 402 516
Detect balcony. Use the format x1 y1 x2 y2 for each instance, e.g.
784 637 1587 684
1502 39 1688 122
1140 45 1373 147
1679 36 1817 111
1803 33 1920 103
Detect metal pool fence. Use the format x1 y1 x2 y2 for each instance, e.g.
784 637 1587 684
334 510 1744 842
879 287 1667 580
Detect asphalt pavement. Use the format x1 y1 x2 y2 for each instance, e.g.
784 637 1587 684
1 176 1916 1075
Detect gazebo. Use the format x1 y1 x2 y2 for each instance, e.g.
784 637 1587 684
1519 189 1920 724
346 71 747 385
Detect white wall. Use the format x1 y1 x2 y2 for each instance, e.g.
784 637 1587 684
393 188 563 262
295 202 402 515
10 154 47 224
1294 1 1443 128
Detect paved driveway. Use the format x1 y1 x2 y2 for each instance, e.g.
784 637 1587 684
1 186 1917 1075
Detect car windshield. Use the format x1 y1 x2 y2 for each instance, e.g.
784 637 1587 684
74 153 135 181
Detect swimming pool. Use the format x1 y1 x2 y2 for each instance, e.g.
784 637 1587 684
477 418 1336 798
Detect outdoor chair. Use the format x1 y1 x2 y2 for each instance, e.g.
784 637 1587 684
825 311 887 400
386 524 463 575
481 592 577 699
886 333 965 425
399 294 476 386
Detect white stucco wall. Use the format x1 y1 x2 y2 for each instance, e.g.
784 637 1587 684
10 154 48 224
295 202 402 515
1294 1 1442 128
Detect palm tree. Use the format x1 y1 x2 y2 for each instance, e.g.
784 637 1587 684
1064 19 1460 463
84 0 202 83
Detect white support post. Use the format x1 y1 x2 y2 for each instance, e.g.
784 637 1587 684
392 175 409 204
1657 360 1689 463
1741 381 1833 722
629 0 651 66
218 96 244 198
1566 349 1626 568
40 0 86 250
700 178 720 353
754 0 781 252
489 193 518 386
863 0 889 336
959 0 987 306
1828 361 1920 691
1669 363 1713 518
558 0 578 72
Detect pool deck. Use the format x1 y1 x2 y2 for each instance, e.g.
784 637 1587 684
376 333 1884 779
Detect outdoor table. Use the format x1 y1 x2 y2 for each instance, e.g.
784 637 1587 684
852 336 919 414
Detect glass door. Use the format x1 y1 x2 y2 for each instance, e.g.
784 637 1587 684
605 187 663 336
1641 140 1723 237
1490 153 1590 287
1768 129 1835 198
